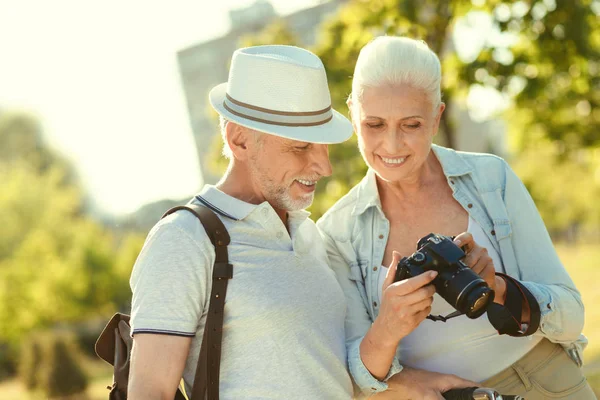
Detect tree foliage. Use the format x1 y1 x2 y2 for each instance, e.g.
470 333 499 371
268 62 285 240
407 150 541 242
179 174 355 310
230 0 600 232
0 111 144 351
37 333 88 398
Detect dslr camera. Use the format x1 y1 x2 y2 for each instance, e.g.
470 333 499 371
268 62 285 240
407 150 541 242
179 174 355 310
394 233 494 319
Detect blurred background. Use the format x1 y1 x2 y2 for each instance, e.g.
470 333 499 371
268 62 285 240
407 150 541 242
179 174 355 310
0 0 599 398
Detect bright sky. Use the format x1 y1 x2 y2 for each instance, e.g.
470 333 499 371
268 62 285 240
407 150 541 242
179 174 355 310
0 0 320 215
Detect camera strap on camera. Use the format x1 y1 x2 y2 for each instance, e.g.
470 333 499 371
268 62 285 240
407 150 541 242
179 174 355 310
487 273 541 337
426 310 463 322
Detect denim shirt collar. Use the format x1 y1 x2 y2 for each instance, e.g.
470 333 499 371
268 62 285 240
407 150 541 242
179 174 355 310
431 144 474 177
351 145 474 218
351 168 382 217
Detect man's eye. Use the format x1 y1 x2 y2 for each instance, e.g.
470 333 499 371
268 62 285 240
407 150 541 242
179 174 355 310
405 123 421 129
367 123 383 129
295 145 310 150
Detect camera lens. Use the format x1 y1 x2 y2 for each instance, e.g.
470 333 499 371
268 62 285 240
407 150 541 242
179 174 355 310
464 286 494 319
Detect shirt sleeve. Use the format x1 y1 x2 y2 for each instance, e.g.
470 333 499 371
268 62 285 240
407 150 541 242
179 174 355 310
317 226 403 396
502 161 584 342
129 214 214 337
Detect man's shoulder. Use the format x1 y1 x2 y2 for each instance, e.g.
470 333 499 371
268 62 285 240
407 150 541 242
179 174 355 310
146 206 215 253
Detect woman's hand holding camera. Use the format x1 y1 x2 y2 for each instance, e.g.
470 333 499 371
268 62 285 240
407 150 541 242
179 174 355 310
375 251 438 346
360 251 438 380
453 232 507 305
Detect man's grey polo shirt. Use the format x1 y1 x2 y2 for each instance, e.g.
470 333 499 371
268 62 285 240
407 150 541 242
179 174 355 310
130 185 353 399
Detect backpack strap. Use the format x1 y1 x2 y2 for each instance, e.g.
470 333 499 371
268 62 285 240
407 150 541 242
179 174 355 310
161 204 233 400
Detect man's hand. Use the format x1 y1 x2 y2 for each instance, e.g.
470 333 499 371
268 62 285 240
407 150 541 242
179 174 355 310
368 367 478 400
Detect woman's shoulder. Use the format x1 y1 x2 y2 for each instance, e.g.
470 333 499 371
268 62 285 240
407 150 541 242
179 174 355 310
434 145 511 186
435 144 506 165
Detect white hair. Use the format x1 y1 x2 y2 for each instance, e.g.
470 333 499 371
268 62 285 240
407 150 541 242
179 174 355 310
219 115 232 159
351 36 442 107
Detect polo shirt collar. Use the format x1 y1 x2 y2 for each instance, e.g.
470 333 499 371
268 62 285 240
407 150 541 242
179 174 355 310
196 185 311 222
196 185 257 220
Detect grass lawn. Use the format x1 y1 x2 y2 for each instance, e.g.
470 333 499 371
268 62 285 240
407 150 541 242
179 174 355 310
1 242 599 398
556 243 600 363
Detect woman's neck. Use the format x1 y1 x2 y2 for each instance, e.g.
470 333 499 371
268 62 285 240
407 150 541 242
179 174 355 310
376 151 443 202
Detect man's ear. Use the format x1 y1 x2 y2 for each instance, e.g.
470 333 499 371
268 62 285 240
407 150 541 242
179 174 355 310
226 122 251 160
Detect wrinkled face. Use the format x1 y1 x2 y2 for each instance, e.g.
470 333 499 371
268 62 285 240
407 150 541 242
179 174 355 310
247 134 332 211
352 84 444 183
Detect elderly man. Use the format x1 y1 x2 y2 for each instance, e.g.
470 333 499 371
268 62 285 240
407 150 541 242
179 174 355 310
127 45 354 399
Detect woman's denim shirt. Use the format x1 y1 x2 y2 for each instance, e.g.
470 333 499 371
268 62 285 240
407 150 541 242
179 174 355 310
316 145 587 396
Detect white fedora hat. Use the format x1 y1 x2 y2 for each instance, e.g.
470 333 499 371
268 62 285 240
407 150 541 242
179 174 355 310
209 45 353 144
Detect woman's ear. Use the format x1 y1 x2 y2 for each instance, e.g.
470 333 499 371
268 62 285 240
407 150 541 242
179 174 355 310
346 97 358 134
433 102 446 136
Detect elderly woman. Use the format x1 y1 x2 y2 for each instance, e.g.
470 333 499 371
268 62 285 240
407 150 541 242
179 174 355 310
317 36 593 399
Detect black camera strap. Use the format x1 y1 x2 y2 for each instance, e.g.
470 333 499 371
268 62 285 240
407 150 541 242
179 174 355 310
487 273 541 336
426 310 463 322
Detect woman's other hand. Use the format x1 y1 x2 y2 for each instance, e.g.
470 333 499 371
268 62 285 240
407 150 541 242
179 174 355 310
453 232 506 305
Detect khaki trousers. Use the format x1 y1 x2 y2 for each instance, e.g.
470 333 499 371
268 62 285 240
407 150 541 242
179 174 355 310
482 338 596 399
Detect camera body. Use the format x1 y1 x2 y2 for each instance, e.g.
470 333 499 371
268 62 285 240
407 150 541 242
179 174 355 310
394 233 495 319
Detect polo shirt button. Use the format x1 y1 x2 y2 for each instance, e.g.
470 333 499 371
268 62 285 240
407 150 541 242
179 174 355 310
467 203 473 208
277 232 284 239
262 208 268 216
373 266 378 271
373 301 378 307
491 230 496 236
378 234 384 239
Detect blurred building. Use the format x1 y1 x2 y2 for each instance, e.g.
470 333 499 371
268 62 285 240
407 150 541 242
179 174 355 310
177 0 346 184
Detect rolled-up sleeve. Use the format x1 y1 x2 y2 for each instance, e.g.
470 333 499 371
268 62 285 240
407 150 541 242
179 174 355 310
317 226 403 396
503 161 584 342
347 338 403 394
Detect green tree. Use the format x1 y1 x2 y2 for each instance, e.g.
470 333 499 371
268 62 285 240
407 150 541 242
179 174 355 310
0 111 144 354
233 0 600 229
38 333 88 398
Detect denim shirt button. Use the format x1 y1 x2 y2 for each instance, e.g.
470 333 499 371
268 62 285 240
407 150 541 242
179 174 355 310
373 301 378 307
468 203 473 208
378 234 384 239
373 266 378 271
491 230 496 236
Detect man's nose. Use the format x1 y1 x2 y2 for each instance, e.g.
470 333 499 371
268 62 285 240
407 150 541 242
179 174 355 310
312 144 333 177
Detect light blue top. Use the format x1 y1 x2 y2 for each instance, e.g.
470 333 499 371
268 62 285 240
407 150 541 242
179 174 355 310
316 145 587 396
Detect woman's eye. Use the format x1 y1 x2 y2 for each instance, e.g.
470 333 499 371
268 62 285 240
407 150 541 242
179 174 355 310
405 123 421 130
367 123 384 129
295 145 310 150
